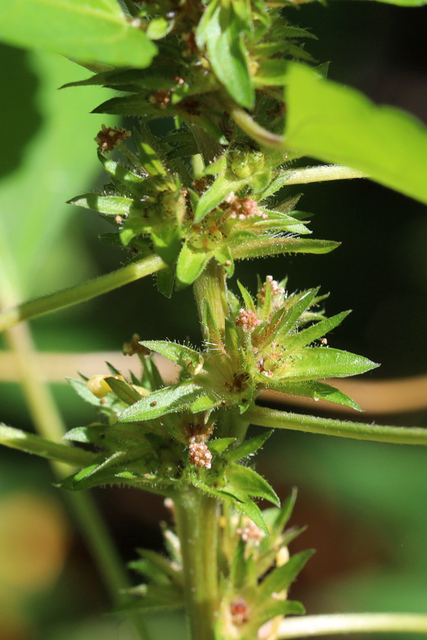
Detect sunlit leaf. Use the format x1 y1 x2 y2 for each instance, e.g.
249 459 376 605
118 383 204 421
285 63 427 205
0 0 157 68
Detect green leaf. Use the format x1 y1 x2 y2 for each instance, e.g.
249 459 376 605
105 376 143 405
237 281 256 313
141 340 202 371
157 266 175 298
361 0 427 5
118 383 204 422
285 63 427 205
133 549 183 586
150 224 182 265
225 430 274 462
125 584 184 610
226 463 280 506
67 377 103 406
0 49 118 293
283 311 351 352
274 487 298 532
276 288 320 337
259 550 314 599
0 424 96 467
197 1 254 109
63 425 107 447
231 237 339 259
256 600 305 627
0 0 157 68
208 437 236 454
69 193 135 216
176 242 211 286
284 347 379 380
272 380 362 411
190 396 217 412
230 539 247 589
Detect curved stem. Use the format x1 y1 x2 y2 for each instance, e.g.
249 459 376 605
0 253 167 332
278 613 427 638
224 99 287 150
246 404 427 446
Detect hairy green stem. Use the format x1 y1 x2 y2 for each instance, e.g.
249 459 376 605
281 165 366 184
246 405 427 446
174 488 219 640
194 259 228 339
0 253 167 332
278 613 427 638
225 99 287 149
0 424 96 466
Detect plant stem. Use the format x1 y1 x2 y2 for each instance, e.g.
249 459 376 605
246 404 427 446
194 259 228 339
224 99 287 150
278 613 427 638
280 165 366 184
0 253 167 332
174 488 219 640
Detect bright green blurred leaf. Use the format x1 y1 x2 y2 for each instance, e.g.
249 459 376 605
0 0 157 68
285 64 427 205
0 47 117 296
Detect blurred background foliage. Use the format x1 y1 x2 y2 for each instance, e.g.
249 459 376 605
0 2 427 639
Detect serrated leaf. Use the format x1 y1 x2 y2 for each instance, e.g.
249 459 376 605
118 383 204 422
0 0 157 68
284 347 379 380
259 550 314 599
286 63 427 205
227 464 280 506
176 242 211 286
225 430 274 462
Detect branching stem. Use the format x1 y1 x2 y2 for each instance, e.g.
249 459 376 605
0 253 167 332
246 404 427 446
